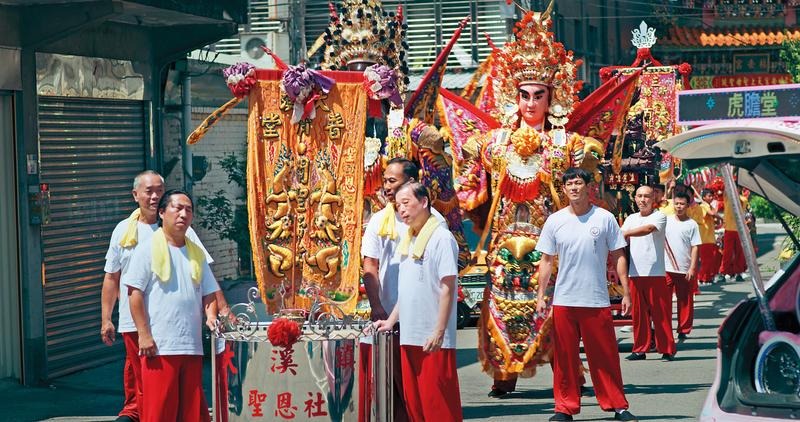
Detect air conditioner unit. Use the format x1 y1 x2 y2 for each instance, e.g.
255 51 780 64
240 32 290 68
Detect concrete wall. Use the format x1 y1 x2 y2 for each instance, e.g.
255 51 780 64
163 106 248 281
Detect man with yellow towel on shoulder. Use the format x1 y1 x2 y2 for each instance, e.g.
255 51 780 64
123 190 220 422
375 181 461 421
100 171 214 422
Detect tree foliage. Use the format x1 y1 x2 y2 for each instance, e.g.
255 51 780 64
196 153 252 277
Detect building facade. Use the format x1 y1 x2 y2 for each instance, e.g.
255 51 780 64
0 0 246 385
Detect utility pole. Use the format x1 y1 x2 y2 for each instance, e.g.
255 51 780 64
288 0 305 64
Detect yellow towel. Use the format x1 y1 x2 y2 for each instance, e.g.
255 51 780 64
377 203 398 240
119 209 142 248
398 215 439 260
151 228 205 284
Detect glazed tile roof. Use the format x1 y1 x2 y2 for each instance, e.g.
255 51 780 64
660 26 800 47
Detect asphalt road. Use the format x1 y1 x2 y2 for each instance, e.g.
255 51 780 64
453 223 789 421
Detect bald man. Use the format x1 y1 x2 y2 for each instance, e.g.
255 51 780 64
621 186 676 362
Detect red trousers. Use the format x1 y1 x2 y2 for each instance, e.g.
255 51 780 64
630 277 676 355
666 272 694 335
139 355 210 422
358 340 408 422
720 230 747 276
120 332 141 420
399 345 462 422
697 243 720 283
551 306 629 415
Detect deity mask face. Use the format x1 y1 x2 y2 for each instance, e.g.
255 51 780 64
517 83 550 128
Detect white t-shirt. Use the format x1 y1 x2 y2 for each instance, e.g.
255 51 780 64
105 219 211 333
622 210 667 277
536 206 627 308
664 216 702 274
396 225 459 349
361 206 446 344
121 238 220 355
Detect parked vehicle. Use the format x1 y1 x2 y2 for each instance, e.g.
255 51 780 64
658 120 800 420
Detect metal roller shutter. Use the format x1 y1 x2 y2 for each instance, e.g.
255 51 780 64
38 97 145 378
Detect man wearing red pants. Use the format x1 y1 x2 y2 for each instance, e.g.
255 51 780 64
536 167 637 421
359 159 446 421
719 189 749 279
124 190 219 422
664 192 702 342
375 182 461 421
622 185 676 362
693 189 721 285
535 167 637 422
100 171 212 421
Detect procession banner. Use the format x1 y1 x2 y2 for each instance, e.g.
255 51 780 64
247 69 367 314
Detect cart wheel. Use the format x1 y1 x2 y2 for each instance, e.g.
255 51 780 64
456 302 470 329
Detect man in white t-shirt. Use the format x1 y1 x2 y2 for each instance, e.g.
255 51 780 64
621 185 676 361
100 171 214 421
375 181 461 421
535 168 636 422
123 190 220 422
359 158 445 421
664 192 701 342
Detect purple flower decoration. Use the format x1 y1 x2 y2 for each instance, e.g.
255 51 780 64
281 64 335 123
363 64 402 106
222 62 257 98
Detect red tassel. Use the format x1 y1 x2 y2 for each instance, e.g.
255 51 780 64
499 175 540 203
363 163 383 196
367 99 384 118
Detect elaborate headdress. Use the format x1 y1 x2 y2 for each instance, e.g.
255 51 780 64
496 9 583 127
321 0 410 90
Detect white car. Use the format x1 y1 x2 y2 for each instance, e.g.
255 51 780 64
658 120 800 420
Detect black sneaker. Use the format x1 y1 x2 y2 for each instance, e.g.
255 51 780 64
661 353 675 361
625 352 646 361
614 410 638 421
549 412 574 421
677 333 688 342
487 387 508 398
580 385 593 396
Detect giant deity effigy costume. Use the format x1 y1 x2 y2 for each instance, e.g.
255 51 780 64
453 10 605 394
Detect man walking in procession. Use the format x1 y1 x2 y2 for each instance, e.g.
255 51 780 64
124 190 220 422
535 168 637 422
664 191 702 341
622 185 676 361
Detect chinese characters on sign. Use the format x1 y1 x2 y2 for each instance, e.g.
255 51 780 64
271 347 299 375
246 390 330 420
678 84 800 125
726 92 779 119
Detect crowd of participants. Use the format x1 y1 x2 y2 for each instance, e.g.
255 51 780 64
97 167 754 422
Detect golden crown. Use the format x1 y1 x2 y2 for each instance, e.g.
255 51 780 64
496 10 583 127
321 0 409 87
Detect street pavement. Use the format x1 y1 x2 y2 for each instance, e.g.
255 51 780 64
2 223 790 421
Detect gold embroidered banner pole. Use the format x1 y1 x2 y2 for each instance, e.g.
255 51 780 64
248 69 367 315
